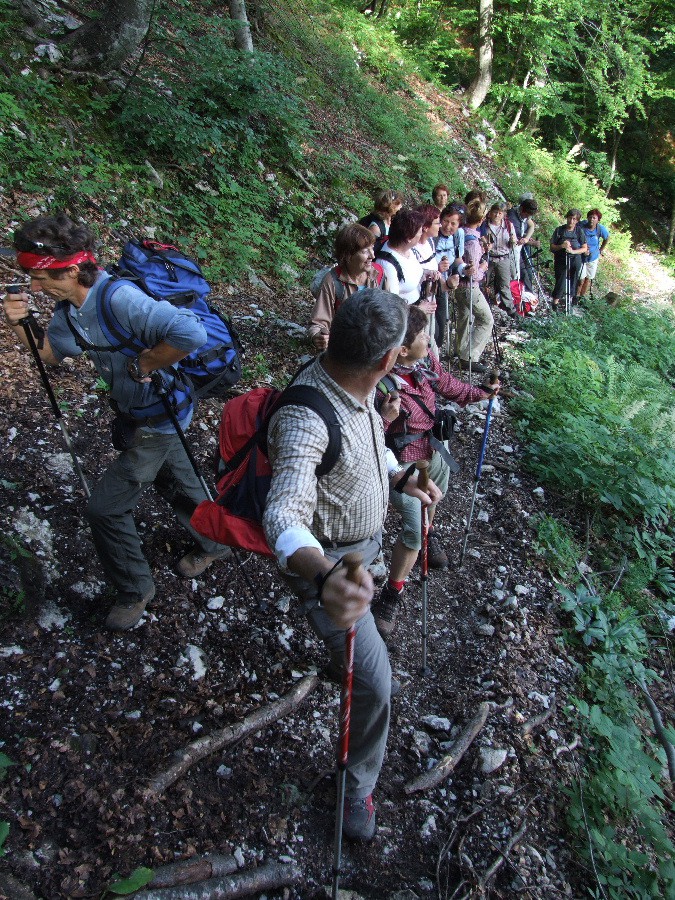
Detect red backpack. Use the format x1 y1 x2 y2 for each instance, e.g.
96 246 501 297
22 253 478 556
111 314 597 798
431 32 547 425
190 384 341 556
508 280 537 317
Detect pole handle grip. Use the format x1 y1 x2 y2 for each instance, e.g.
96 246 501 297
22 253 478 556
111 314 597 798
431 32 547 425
341 552 363 584
416 459 430 493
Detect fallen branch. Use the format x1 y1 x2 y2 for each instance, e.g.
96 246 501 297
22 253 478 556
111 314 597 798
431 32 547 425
554 735 581 758
522 697 556 737
144 855 238 890
404 702 490 794
145 675 319 799
478 820 527 891
133 862 301 900
636 676 675 783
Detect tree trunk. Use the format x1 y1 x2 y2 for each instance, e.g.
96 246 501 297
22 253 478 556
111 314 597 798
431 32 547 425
508 70 530 133
496 0 531 117
605 127 622 197
63 0 153 73
229 0 253 52
527 76 546 131
465 0 493 110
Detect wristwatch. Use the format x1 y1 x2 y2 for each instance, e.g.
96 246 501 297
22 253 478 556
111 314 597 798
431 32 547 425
388 464 406 480
127 356 147 381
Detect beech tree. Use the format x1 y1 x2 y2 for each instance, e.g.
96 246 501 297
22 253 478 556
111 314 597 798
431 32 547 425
63 0 154 73
229 0 254 52
464 0 493 110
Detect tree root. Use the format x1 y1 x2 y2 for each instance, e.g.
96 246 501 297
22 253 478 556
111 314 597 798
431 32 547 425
404 702 491 794
143 855 239 890
477 820 527 891
522 697 556 737
133 861 301 899
145 674 319 799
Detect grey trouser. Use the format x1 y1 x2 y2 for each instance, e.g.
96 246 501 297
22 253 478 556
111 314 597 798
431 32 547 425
489 256 515 311
86 429 227 599
456 282 494 362
284 534 390 799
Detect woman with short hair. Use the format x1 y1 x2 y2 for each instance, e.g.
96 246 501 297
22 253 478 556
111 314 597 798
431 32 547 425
358 190 404 242
375 208 429 308
550 209 588 312
308 223 389 351
579 208 610 300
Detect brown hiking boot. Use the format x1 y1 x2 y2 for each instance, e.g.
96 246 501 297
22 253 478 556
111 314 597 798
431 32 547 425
177 547 233 578
427 530 449 569
371 583 404 639
105 586 155 631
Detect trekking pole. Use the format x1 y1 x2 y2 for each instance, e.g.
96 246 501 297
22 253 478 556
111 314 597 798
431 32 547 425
467 273 473 383
458 393 495 568
151 372 213 501
10 290 91 499
416 460 430 676
332 551 362 900
492 322 502 365
565 252 571 316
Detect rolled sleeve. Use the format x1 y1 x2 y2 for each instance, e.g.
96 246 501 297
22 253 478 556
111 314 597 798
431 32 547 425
262 405 329 558
274 526 324 569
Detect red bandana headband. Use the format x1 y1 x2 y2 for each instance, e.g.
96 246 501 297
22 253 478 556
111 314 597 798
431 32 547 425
16 250 97 271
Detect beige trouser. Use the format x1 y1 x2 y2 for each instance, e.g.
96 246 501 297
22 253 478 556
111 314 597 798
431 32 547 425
456 282 494 362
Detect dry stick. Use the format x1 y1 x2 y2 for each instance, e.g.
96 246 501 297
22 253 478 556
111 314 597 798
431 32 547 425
404 702 490 794
635 676 675 782
478 820 528 891
145 674 319 799
522 697 557 737
133 861 301 900
143 856 239 891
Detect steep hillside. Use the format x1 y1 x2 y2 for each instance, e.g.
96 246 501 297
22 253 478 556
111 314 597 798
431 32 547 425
0 3 674 900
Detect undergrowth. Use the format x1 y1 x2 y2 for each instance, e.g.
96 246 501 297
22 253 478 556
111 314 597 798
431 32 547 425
520 299 675 898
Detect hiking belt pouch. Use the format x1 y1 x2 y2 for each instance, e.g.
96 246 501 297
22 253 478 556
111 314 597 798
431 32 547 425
111 414 140 452
432 408 456 442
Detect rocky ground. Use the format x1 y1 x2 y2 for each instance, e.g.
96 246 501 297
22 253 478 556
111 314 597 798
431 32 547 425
0 269 592 900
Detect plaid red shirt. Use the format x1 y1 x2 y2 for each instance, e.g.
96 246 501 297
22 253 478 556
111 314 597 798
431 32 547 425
378 352 488 462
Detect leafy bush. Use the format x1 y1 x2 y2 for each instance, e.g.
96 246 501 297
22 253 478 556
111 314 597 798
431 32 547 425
560 584 675 899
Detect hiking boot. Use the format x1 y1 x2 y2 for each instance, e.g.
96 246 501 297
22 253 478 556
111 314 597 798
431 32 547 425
321 661 401 697
459 359 488 374
105 586 155 631
371 583 403 639
343 794 376 842
427 531 449 569
177 547 233 578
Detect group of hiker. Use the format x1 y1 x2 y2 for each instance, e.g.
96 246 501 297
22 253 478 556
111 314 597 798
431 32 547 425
2 191 607 847
310 185 610 369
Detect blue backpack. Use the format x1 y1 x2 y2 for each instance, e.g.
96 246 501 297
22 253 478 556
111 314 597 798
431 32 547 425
106 239 242 399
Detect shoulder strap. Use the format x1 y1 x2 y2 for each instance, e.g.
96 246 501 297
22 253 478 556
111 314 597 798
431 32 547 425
372 261 385 287
330 266 346 303
266 383 342 478
375 249 404 284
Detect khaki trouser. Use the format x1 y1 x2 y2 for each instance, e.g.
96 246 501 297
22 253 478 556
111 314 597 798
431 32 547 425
456 281 494 362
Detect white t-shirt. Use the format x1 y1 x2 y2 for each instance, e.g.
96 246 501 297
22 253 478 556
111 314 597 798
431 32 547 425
377 243 423 305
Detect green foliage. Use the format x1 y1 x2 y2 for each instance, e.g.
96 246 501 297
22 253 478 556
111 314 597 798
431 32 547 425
560 584 675 898
511 300 675 545
106 867 154 895
0 752 16 780
0 820 8 857
532 513 582 579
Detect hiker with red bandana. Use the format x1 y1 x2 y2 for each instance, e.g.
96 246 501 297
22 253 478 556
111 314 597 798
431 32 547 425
3 213 231 631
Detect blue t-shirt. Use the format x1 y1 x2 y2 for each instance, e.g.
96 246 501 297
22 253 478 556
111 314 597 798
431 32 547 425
47 273 207 433
434 231 465 278
581 221 609 261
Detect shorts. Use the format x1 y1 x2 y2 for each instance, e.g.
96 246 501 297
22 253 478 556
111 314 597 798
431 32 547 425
389 450 451 551
581 257 599 280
